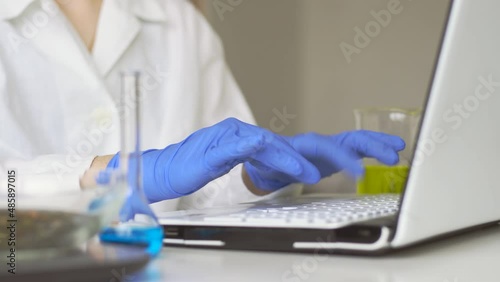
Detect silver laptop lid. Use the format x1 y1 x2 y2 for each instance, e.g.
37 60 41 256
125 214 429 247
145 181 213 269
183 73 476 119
392 0 500 247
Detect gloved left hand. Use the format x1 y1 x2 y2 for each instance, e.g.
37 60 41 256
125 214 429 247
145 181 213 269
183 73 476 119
244 130 405 191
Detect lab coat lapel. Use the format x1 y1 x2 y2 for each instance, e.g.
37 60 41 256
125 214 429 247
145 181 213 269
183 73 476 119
26 2 101 86
92 0 141 77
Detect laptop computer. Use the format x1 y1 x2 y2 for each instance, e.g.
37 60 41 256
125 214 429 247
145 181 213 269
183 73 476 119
157 0 500 254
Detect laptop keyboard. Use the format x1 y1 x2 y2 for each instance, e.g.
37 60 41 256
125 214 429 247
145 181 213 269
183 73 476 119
203 194 400 226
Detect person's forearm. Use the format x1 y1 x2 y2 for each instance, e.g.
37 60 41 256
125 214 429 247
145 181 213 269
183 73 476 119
242 166 272 196
80 155 114 189
83 156 274 196
82 155 272 196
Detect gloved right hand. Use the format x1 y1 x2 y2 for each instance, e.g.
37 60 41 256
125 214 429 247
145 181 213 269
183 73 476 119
106 118 322 203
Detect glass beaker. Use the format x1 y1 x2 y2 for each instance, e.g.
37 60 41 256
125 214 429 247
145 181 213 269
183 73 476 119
98 71 162 257
354 108 422 194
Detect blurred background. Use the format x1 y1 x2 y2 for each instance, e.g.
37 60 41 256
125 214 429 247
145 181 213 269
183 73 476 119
195 0 449 192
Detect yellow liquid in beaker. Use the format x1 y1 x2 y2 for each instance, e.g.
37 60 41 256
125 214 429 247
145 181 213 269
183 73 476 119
357 165 409 194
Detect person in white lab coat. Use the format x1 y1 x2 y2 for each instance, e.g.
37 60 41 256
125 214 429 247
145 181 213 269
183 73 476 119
0 0 405 212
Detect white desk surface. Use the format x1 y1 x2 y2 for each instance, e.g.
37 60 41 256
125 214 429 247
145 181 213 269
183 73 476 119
132 224 500 282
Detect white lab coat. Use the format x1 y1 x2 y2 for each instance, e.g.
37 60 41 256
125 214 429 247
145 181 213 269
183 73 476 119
0 0 300 211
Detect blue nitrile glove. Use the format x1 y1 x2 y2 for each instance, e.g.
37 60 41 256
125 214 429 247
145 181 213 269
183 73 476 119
106 118 322 203
244 130 405 191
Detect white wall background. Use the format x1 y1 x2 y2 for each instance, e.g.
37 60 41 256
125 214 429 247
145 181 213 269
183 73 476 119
207 0 449 192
